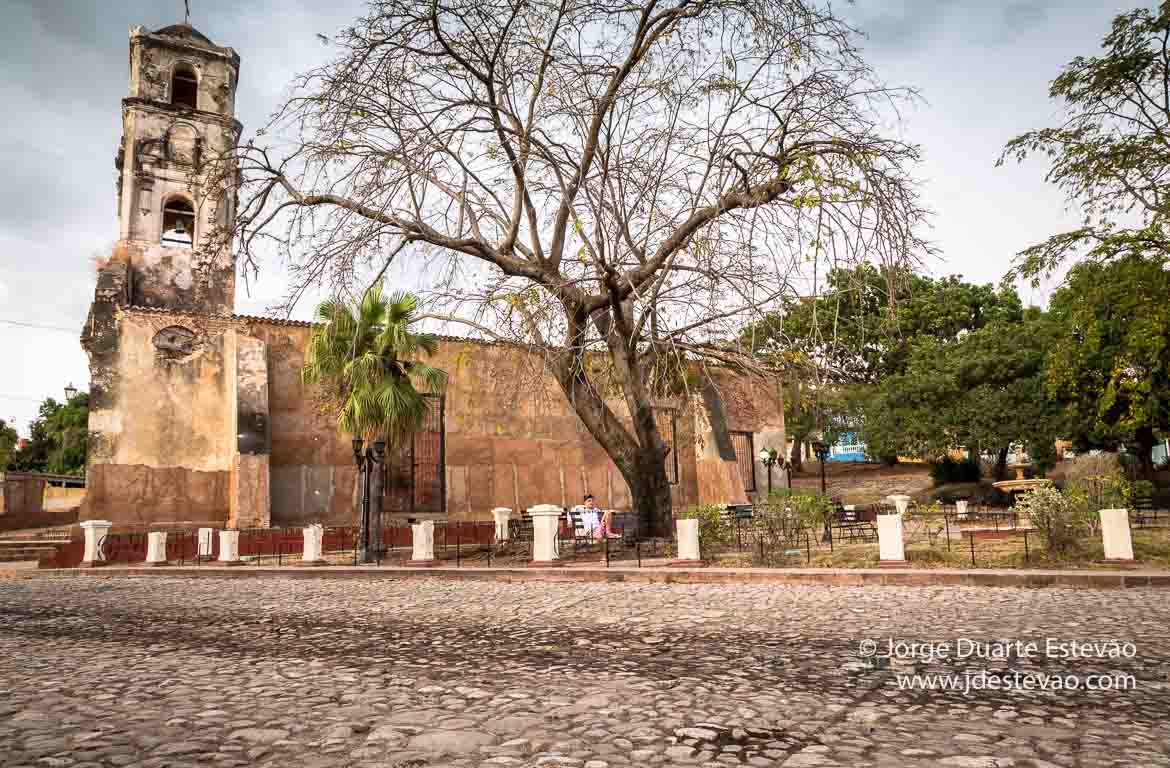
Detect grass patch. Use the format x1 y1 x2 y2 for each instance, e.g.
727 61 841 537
700 526 1170 570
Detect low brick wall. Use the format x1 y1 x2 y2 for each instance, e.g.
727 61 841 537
0 507 79 533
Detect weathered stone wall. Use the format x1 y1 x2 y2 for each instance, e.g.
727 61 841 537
698 370 786 503
246 320 781 525
242 321 357 528
82 309 240 526
83 311 784 528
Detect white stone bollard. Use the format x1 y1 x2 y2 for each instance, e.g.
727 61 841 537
877 513 907 566
301 523 326 566
80 520 113 567
1099 508 1135 562
955 500 969 520
410 520 437 565
218 530 242 565
528 504 564 566
197 527 214 558
888 494 912 516
672 518 702 566
491 507 513 542
145 532 168 566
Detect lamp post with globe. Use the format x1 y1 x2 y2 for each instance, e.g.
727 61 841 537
758 447 781 495
351 437 386 563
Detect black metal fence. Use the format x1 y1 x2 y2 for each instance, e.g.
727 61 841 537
66 498 1169 570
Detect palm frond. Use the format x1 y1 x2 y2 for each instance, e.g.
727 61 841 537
304 286 447 441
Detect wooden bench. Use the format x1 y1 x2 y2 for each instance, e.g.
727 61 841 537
1132 496 1160 527
831 504 877 542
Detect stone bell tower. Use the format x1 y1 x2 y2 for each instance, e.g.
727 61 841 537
113 23 242 313
82 22 269 530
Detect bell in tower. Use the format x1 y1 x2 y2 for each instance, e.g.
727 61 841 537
113 22 242 314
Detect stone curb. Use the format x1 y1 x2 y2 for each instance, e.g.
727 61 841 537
48 564 1170 589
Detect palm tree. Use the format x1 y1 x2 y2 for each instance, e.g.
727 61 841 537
303 282 447 559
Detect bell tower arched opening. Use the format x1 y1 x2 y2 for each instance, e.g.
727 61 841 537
171 64 198 110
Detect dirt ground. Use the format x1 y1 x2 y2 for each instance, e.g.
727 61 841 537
787 461 932 505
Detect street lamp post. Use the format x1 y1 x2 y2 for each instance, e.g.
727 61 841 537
813 439 830 494
64 383 78 401
352 437 387 564
758 447 780 495
813 439 831 542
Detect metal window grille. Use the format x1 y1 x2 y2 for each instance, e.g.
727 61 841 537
384 394 445 514
729 431 757 492
654 408 679 484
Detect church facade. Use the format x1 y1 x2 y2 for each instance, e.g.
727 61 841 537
80 22 786 531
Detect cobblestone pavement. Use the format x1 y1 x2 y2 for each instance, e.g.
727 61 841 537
2 576 1169 768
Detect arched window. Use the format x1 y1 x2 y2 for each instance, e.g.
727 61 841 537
161 198 195 248
171 65 198 110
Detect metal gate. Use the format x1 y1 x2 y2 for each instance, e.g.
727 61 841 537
729 431 757 492
384 394 445 514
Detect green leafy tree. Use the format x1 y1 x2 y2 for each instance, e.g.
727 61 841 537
8 393 89 475
744 267 1025 465
861 312 1062 475
1046 255 1170 475
1000 3 1170 280
303 283 447 553
0 418 18 470
743 265 1024 384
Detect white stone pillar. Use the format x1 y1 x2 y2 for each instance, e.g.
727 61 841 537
218 530 242 565
1099 508 1135 562
955 500 969 520
528 504 564 566
80 520 112 567
410 520 437 565
301 523 326 566
877 513 907 566
197 527 214 558
491 507 513 542
887 494 912 516
671 518 702 566
145 532 168 566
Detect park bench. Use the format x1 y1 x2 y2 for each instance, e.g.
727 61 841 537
508 511 535 543
726 503 755 520
1131 496 1160 527
831 504 877 542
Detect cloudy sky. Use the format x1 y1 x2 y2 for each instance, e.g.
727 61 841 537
0 0 1145 434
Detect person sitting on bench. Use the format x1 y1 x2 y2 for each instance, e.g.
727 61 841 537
572 494 620 540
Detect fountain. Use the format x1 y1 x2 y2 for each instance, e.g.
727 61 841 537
991 452 1051 499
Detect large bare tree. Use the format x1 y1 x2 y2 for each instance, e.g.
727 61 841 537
213 0 928 535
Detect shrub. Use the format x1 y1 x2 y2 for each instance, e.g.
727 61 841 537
754 491 806 531
1014 485 1092 555
1063 452 1121 484
677 504 734 559
750 491 835 556
929 455 981 486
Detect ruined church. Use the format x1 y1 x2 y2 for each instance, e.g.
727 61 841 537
80 21 786 530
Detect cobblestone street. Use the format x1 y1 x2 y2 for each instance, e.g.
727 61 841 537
1 576 1168 767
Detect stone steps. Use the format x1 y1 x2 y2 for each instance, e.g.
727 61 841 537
0 525 75 540
0 540 68 563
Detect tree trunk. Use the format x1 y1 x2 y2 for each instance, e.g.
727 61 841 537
625 453 675 539
995 445 1010 481
788 379 803 471
547 307 673 539
1135 426 1157 480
